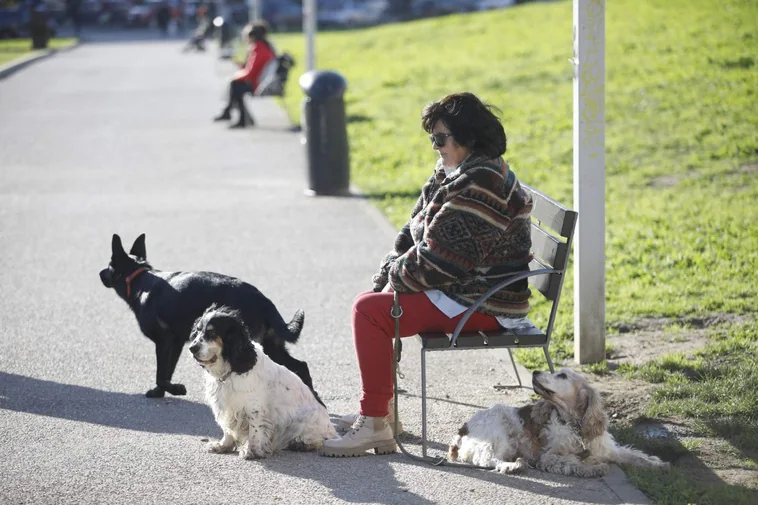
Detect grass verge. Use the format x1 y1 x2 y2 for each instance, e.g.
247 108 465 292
0 38 78 67
609 322 758 505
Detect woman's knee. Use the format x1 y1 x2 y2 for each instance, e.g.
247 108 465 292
230 80 245 95
353 291 389 314
352 290 375 306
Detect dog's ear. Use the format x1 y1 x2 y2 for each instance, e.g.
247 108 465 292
579 385 608 439
111 234 128 260
129 234 147 260
531 399 554 426
189 315 203 343
219 315 257 375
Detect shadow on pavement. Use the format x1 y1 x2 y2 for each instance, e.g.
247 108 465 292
259 450 625 505
0 371 217 437
436 463 626 505
260 455 438 505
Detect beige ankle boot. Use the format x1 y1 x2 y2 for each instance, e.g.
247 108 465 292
319 415 396 457
337 399 403 435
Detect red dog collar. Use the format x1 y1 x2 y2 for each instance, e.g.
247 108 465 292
125 267 148 298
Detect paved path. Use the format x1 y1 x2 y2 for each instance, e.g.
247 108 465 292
0 32 647 505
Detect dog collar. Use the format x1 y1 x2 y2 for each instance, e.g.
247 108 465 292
217 370 233 383
559 417 591 460
125 267 149 298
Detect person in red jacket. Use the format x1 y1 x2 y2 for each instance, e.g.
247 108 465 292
214 21 276 128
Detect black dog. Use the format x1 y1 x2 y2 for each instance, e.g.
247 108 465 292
99 233 312 398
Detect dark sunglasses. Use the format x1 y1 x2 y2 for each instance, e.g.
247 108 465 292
429 132 454 148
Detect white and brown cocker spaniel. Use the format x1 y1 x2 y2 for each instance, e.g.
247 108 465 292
448 368 669 477
189 304 336 459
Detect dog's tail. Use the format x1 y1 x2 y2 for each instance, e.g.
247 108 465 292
611 444 670 470
266 300 305 343
287 309 306 339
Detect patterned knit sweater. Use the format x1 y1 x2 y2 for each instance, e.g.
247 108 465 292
373 155 533 317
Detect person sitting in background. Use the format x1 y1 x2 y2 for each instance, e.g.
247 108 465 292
213 20 275 129
182 5 211 52
319 92 534 458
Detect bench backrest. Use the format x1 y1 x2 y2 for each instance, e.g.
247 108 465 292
522 183 578 301
255 53 296 97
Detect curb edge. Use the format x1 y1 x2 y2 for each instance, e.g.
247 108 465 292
0 40 81 80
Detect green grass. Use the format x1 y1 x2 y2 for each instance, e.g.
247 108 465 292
270 0 757 352
628 323 758 430
263 1 757 501
612 323 758 504
625 465 757 505
0 38 78 66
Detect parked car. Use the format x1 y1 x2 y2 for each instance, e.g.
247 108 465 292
411 0 478 18
317 0 346 28
227 0 249 26
45 0 68 25
344 0 389 27
318 0 389 29
79 0 105 24
476 0 516 10
98 0 131 26
0 0 31 38
265 0 301 32
125 0 162 27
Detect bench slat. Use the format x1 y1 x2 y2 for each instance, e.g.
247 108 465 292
523 184 577 239
528 259 563 300
418 326 548 350
530 224 568 269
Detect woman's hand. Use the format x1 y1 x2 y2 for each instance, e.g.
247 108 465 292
371 272 387 292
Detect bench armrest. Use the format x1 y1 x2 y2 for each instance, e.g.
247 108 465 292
449 268 555 347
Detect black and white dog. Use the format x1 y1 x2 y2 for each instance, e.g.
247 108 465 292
190 304 336 459
99 233 312 398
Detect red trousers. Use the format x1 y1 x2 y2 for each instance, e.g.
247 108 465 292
352 291 501 417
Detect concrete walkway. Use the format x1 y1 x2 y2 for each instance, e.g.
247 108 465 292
0 31 649 505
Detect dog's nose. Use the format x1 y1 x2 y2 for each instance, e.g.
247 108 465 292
189 343 200 354
533 370 541 376
99 269 112 287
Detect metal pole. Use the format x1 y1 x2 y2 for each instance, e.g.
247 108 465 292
573 0 606 364
248 0 260 23
303 0 316 71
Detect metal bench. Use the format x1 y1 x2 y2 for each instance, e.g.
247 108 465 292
255 53 295 98
397 183 578 459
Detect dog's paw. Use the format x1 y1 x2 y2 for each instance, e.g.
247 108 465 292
207 441 234 454
145 387 165 398
166 383 187 396
240 445 267 460
581 463 609 478
495 458 527 474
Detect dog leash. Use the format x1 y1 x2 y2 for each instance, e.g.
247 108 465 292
390 291 495 471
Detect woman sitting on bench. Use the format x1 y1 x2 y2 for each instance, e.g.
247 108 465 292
319 92 534 458
213 21 275 128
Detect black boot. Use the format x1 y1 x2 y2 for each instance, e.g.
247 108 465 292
228 118 247 129
213 109 232 121
229 108 254 129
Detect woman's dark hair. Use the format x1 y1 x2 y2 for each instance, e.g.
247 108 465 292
249 20 269 41
421 92 507 159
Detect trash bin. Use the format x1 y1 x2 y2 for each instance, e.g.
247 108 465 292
29 7 51 50
299 70 350 196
